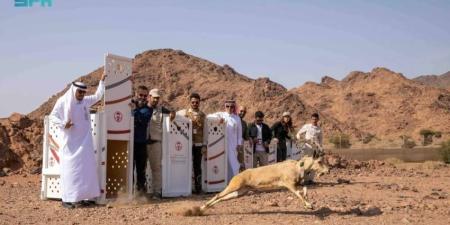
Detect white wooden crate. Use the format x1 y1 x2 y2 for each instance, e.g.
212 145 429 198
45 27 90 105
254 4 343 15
104 53 133 141
202 116 227 193
104 53 134 201
162 115 192 197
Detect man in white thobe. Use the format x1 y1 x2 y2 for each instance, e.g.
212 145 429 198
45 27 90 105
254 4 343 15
50 73 106 208
296 112 323 184
211 100 242 182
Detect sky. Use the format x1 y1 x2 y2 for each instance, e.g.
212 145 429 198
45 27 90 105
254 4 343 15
1 0 450 117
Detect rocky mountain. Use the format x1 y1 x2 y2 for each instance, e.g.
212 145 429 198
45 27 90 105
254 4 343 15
413 71 450 90
292 68 450 145
0 114 42 173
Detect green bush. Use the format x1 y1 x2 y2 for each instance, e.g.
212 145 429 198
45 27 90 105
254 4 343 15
439 140 450 164
435 131 442 138
419 129 435 136
329 134 351 149
420 129 435 146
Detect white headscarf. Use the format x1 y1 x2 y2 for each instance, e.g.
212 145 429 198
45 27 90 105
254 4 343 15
60 81 87 134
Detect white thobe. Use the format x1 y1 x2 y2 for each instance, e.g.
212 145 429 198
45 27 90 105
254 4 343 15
296 124 323 156
211 112 242 181
50 81 104 202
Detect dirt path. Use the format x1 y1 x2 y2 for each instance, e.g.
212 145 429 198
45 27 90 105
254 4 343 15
1 163 449 225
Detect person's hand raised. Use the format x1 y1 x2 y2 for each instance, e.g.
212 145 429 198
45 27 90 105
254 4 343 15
100 72 107 81
64 120 74 129
169 111 176 121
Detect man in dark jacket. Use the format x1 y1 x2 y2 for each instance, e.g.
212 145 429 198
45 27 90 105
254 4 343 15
248 111 272 167
130 85 152 195
271 111 294 162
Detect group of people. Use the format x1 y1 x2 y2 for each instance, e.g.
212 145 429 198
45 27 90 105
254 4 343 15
50 74 324 209
132 85 325 199
237 107 324 169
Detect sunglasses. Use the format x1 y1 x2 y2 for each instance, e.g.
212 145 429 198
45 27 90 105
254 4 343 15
76 90 86 95
191 101 200 104
138 94 147 97
225 105 235 108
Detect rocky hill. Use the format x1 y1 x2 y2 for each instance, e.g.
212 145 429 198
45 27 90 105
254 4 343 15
0 114 42 174
414 71 450 90
292 68 450 146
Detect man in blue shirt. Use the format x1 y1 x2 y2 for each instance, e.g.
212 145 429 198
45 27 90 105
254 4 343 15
130 85 152 195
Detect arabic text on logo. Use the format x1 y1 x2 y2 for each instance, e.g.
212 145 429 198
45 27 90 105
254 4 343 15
15 0 52 7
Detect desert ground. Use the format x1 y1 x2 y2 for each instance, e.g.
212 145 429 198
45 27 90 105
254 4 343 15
1 158 449 225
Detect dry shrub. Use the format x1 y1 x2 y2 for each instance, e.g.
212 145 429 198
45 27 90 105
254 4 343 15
384 157 404 165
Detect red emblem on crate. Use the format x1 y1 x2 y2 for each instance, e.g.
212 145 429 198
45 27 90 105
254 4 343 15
114 111 123 122
175 141 182 151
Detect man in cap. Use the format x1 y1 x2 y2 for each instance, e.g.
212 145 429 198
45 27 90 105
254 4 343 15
211 100 242 182
177 93 208 194
147 88 174 198
271 111 295 162
49 73 106 209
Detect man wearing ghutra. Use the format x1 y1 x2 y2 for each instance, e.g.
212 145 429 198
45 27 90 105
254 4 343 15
211 100 242 182
49 73 106 209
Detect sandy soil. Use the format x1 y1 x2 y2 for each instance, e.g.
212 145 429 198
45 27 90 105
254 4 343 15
1 162 449 225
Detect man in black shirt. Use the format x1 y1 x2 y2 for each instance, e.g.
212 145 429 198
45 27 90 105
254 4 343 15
248 111 272 167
